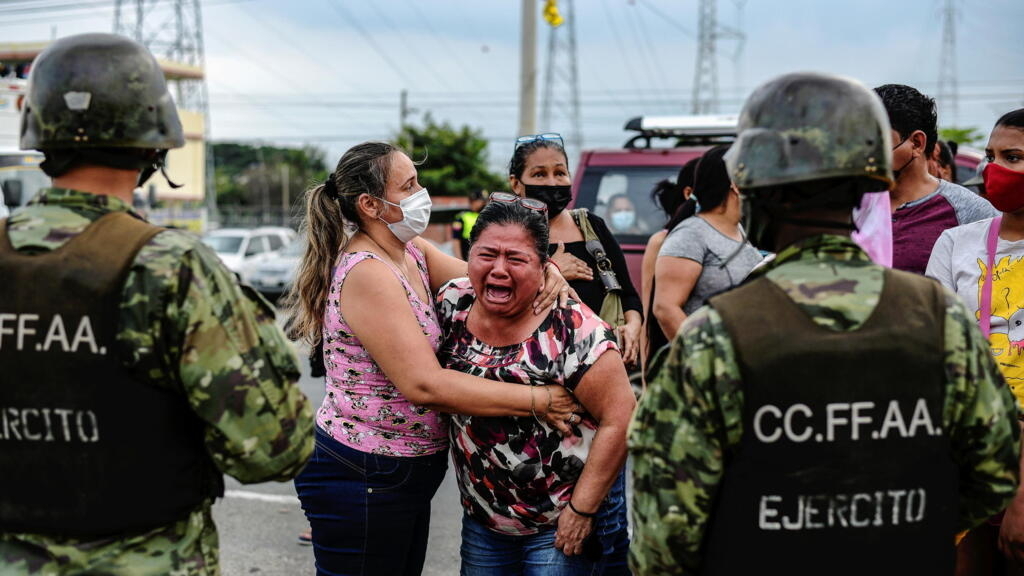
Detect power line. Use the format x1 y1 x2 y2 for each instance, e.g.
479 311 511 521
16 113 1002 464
636 0 696 38
622 1 671 96
599 0 643 92
322 0 416 88
401 0 488 92
364 1 452 92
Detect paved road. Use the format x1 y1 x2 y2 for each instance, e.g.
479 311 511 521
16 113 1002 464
214 342 463 576
215 337 635 575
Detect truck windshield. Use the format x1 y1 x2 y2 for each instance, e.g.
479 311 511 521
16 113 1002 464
576 165 683 244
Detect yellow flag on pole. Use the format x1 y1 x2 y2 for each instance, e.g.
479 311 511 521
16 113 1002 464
543 0 564 27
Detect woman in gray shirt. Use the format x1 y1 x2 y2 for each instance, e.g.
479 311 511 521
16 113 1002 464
652 145 763 340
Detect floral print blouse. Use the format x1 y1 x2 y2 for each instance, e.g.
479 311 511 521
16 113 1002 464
437 278 618 535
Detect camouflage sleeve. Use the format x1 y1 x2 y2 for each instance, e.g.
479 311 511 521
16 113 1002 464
628 306 745 575
942 291 1020 530
119 231 314 484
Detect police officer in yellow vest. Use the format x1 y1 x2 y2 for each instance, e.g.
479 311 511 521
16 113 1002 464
0 33 313 575
629 72 1020 575
451 190 487 259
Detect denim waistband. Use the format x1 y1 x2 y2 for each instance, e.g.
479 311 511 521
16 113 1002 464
314 425 449 467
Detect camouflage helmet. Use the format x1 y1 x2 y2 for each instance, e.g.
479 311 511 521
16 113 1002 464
725 72 893 191
20 33 184 151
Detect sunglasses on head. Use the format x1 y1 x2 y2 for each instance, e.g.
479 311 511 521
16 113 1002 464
489 192 548 213
515 132 564 150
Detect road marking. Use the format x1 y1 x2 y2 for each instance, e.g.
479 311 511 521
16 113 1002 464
224 489 300 505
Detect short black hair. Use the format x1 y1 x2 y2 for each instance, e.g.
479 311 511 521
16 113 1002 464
469 200 550 262
995 108 1024 131
874 84 938 156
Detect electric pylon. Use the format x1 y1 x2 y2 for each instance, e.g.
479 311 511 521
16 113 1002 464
114 0 216 214
541 0 583 157
937 0 959 124
693 0 745 114
692 0 719 114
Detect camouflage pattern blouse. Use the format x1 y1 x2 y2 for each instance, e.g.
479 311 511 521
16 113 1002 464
0 188 314 576
628 234 1020 575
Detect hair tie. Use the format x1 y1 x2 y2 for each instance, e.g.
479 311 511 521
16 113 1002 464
693 197 702 214
323 176 339 200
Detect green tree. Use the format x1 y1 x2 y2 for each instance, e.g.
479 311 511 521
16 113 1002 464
212 142 329 207
395 114 505 197
939 127 985 147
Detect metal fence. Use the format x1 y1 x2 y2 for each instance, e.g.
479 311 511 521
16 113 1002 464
214 206 303 231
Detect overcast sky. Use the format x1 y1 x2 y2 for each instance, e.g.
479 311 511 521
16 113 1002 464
3 0 1022 172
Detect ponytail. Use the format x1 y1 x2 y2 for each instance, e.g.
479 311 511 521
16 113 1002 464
663 197 698 232
283 178 350 345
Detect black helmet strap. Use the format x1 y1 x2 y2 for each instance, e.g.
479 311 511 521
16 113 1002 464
41 148 182 189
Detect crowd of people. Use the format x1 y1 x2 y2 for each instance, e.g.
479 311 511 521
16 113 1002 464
3 32 1024 576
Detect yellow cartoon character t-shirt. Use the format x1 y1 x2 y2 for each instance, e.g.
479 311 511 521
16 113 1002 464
927 216 1024 409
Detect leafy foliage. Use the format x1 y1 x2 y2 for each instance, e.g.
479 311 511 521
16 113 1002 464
395 114 505 198
939 127 985 147
212 143 329 207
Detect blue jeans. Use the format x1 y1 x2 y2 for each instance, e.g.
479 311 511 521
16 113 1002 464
294 426 448 576
459 470 631 575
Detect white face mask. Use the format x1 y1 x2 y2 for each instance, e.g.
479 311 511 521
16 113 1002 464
380 187 432 243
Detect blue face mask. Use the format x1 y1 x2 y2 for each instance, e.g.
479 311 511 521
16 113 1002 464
610 210 636 231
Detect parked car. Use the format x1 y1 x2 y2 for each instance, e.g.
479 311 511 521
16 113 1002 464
245 235 304 301
201 226 295 275
571 115 737 292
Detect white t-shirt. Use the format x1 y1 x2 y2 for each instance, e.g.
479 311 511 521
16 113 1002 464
926 216 1024 406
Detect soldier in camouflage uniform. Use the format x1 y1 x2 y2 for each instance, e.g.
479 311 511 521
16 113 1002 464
629 72 1020 575
0 33 314 575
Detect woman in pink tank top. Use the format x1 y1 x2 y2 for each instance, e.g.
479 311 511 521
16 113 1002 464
286 142 578 576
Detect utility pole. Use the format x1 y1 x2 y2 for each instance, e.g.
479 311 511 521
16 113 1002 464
400 89 412 131
518 0 538 137
938 0 959 124
281 163 290 228
114 0 217 220
541 0 583 158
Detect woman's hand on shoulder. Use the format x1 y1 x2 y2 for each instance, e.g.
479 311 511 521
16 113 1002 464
533 260 578 314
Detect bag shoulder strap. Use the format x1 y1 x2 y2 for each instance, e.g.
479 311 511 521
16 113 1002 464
571 208 598 242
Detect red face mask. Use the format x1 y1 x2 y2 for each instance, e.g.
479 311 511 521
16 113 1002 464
984 162 1024 213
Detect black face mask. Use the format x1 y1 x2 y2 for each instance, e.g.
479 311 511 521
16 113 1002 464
523 184 572 217
890 137 915 183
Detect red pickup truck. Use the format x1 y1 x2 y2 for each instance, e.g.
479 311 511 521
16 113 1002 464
569 115 737 292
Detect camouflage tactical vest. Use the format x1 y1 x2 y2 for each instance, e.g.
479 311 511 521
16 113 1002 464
0 212 222 538
702 270 957 576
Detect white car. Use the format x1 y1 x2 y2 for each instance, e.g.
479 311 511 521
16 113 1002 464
201 226 295 275
246 235 305 301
